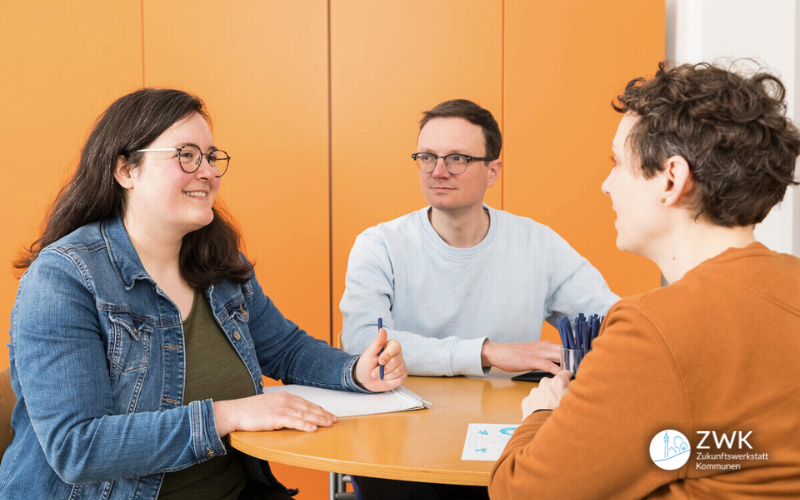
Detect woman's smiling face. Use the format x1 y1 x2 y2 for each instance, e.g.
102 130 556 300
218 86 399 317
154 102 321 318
120 112 221 238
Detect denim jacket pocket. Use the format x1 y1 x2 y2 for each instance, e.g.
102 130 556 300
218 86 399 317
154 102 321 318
106 310 152 384
225 299 254 348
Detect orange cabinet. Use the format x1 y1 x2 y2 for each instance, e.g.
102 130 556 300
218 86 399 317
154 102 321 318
0 0 142 365
503 0 664 340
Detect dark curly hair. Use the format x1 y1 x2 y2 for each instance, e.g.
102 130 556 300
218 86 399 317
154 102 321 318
613 61 800 227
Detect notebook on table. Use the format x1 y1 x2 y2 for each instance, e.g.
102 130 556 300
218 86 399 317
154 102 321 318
262 384 432 418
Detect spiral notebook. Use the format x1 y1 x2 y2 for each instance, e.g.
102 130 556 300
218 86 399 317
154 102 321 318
262 384 432 417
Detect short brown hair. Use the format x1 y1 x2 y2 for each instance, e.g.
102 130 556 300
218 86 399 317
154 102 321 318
420 99 502 160
613 61 800 227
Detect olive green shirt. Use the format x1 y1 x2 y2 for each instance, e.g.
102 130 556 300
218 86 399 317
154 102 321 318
159 291 257 500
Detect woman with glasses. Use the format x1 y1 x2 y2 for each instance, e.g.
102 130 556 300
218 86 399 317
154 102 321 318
0 88 407 500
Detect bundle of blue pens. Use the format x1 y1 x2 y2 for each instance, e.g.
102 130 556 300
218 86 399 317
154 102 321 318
557 313 604 371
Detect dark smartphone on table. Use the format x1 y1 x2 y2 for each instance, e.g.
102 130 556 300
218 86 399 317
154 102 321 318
511 370 555 383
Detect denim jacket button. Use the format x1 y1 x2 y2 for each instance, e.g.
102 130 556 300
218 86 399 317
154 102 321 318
206 448 217 458
233 331 241 341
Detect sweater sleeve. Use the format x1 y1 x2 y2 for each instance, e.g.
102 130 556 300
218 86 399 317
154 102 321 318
489 304 690 500
340 229 486 377
544 231 619 324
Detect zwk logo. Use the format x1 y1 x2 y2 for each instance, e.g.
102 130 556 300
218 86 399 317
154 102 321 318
697 431 752 449
650 430 690 470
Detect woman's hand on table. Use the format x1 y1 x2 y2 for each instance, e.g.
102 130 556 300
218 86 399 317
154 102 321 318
213 392 337 437
521 370 572 420
354 327 408 392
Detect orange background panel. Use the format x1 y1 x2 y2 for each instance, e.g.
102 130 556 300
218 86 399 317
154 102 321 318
503 0 665 341
0 0 143 371
142 0 332 346
330 0 504 342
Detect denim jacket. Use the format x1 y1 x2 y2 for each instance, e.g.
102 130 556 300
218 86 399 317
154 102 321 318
0 215 364 499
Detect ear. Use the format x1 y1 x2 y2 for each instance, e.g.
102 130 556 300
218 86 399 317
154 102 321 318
485 159 502 188
114 155 134 189
661 155 693 206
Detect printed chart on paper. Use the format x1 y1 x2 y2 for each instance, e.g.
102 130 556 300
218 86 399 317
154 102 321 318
461 423 519 461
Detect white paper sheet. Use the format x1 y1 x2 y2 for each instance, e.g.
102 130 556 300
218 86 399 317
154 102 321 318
262 384 430 418
461 423 520 461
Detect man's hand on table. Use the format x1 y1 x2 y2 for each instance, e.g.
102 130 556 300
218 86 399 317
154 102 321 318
521 370 572 420
481 340 561 374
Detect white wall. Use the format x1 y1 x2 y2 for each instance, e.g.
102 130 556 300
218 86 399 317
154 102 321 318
666 0 800 256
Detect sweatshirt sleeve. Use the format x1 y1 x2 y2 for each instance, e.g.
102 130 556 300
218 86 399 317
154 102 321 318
544 230 619 324
340 229 487 377
489 304 690 500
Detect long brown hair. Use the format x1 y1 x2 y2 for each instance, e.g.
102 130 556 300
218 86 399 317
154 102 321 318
15 88 253 289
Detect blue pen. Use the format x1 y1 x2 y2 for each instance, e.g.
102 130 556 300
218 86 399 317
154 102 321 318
378 317 384 380
564 318 575 349
557 318 567 347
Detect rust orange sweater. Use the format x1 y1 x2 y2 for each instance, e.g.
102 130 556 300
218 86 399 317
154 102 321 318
489 243 800 499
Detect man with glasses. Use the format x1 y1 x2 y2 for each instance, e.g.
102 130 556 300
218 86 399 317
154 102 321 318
340 98 617 499
341 99 617 383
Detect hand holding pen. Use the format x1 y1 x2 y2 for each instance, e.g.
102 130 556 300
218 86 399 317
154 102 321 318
353 317 408 392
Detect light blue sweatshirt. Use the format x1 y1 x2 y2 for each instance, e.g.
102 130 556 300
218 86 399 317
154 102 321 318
340 205 619 376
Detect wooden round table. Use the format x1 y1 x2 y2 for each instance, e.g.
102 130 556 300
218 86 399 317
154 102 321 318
229 374 535 486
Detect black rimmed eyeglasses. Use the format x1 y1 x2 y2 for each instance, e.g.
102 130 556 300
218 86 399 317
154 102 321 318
136 145 231 177
411 152 495 175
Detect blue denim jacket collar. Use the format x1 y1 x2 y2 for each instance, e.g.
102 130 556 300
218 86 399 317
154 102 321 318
102 213 154 291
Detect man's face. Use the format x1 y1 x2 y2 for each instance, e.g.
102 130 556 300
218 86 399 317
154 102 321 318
602 113 667 257
416 117 500 214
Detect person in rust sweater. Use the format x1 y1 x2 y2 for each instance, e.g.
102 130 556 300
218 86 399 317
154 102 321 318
489 62 800 499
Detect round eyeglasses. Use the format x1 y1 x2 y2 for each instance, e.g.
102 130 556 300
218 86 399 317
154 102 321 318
136 145 230 177
411 152 495 175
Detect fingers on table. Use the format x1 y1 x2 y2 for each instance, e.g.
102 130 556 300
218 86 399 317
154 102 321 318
541 343 562 362
277 395 336 431
538 359 562 375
